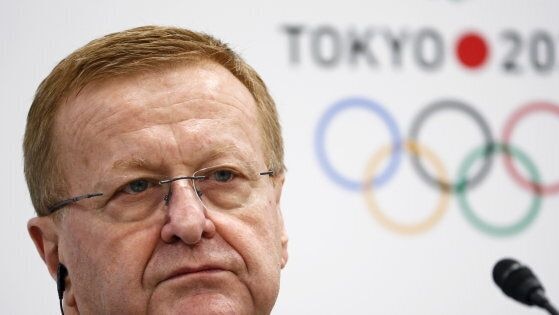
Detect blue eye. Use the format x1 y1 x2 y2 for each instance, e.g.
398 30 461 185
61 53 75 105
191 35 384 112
123 179 152 194
212 170 234 182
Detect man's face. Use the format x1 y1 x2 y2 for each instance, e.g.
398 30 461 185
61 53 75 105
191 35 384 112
29 62 288 314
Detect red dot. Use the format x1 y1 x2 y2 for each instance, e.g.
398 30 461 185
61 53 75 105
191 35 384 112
456 32 489 69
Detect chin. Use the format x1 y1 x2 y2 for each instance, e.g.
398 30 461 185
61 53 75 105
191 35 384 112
149 292 245 315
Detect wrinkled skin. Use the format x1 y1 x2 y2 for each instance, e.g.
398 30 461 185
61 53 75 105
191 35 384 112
28 62 288 315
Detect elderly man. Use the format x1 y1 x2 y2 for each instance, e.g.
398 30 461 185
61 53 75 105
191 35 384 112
25 26 288 315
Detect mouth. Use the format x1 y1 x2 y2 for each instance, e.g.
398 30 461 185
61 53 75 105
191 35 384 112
163 266 228 283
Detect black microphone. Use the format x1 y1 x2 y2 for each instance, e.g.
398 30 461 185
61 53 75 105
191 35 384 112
493 258 558 315
57 263 67 315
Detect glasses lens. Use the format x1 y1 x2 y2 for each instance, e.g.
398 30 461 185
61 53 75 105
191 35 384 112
98 179 168 222
193 165 256 211
56 163 269 221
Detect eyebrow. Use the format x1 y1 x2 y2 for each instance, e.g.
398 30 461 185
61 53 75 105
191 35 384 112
110 144 253 172
205 144 247 160
111 157 156 171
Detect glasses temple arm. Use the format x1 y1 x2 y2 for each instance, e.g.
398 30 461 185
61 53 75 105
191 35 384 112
47 192 104 214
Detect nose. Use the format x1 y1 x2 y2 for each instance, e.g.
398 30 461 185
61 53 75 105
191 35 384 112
160 179 216 244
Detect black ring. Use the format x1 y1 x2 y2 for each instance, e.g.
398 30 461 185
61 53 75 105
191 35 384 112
408 99 495 192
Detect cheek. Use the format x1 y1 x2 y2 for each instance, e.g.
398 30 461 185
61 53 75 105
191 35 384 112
61 214 163 311
209 198 284 304
214 200 283 266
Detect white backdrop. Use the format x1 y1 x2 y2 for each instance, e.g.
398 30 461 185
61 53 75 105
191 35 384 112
2 0 559 314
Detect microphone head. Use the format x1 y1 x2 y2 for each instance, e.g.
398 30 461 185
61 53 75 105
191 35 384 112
492 258 544 306
57 263 68 300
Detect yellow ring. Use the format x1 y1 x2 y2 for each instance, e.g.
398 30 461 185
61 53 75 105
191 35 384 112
363 140 451 234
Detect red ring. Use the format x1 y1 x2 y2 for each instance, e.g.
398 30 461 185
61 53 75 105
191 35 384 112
502 102 559 195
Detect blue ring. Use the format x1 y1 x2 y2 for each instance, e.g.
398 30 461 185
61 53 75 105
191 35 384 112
315 97 403 191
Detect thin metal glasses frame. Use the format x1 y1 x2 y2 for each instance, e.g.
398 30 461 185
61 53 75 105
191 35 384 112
46 170 275 215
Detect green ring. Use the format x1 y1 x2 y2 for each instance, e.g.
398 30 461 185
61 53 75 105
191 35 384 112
456 143 542 237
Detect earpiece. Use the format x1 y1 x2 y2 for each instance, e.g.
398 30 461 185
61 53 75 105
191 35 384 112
56 263 68 315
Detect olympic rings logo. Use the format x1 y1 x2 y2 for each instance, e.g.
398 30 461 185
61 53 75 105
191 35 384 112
315 97 559 237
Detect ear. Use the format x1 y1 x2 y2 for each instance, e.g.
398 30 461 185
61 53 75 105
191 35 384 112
272 173 289 269
278 210 289 269
27 217 60 280
28 217 79 312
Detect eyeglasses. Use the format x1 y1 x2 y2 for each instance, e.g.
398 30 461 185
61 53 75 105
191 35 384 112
47 164 274 222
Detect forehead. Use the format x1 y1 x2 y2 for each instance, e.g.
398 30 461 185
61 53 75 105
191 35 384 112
54 62 263 184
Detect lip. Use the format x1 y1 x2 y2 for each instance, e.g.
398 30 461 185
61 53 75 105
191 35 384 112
163 266 228 283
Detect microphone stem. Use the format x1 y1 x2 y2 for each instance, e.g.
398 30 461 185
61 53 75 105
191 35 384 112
59 298 65 315
544 301 559 315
